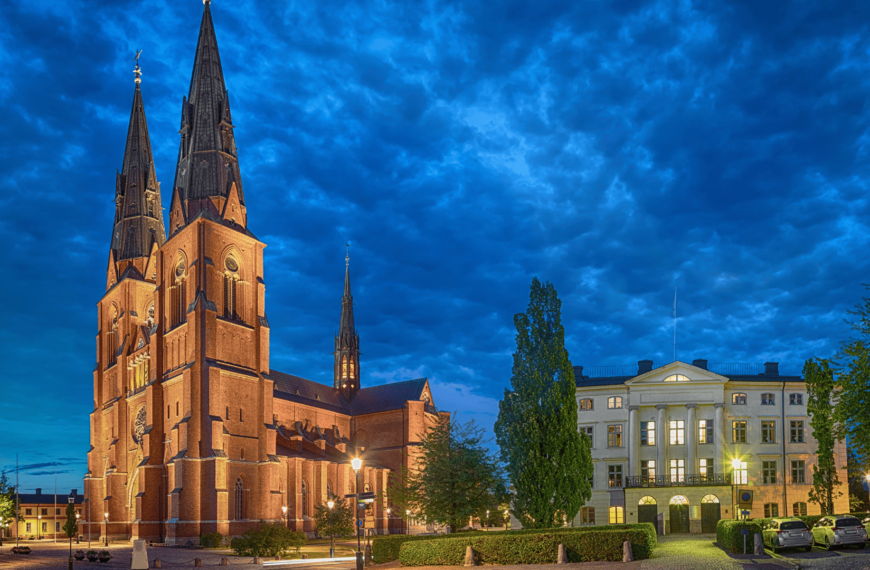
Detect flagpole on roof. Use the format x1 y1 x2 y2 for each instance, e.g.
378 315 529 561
673 285 677 363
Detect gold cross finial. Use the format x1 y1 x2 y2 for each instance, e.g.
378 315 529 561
133 50 143 84
346 242 350 267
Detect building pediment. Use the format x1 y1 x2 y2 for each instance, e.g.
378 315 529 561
625 361 728 385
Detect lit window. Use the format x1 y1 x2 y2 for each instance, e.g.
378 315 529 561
608 506 624 524
790 421 804 443
698 420 713 443
579 398 593 411
793 502 807 516
641 421 655 446
663 374 689 382
580 507 595 525
341 356 348 379
669 420 685 445
607 425 623 447
733 461 748 484
732 421 746 443
607 396 623 409
349 358 355 379
764 503 779 517
732 393 746 405
608 465 623 488
761 421 776 444
699 458 713 478
789 393 803 405
641 460 656 481
791 460 806 484
761 393 775 405
669 459 685 482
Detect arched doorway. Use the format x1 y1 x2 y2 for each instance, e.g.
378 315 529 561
669 495 689 534
701 495 720 533
637 496 658 534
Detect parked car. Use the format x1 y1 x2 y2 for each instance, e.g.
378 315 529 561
811 516 867 550
762 518 813 553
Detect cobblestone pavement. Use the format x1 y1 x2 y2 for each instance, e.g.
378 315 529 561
638 534 795 570
773 543 870 570
0 540 357 569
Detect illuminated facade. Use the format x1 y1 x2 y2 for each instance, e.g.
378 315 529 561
85 1 447 544
569 360 849 533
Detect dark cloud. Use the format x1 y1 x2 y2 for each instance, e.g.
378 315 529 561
2 0 868 487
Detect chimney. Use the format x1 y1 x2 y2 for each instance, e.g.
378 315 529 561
638 360 653 374
71 489 78 497
692 359 708 370
573 365 584 378
764 362 779 377
36 488 41 495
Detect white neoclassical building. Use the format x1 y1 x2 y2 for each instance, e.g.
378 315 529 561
566 359 849 534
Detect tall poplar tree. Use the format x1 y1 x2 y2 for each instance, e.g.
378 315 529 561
495 278 592 528
804 358 842 515
834 287 870 473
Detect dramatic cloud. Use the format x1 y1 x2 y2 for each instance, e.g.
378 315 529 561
2 0 868 490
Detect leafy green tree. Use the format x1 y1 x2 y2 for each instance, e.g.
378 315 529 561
62 502 78 539
495 278 592 528
230 523 305 557
846 449 869 513
804 358 842 515
834 287 870 473
0 472 20 527
389 416 507 533
313 496 355 542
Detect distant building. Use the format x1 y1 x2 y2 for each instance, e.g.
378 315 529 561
85 1 448 545
9 489 83 540
568 360 849 533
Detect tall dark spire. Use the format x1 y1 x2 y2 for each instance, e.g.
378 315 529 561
109 58 165 286
170 0 245 234
335 245 360 400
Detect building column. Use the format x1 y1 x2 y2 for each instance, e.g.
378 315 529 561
714 403 725 475
686 404 697 476
629 406 640 477
656 404 668 480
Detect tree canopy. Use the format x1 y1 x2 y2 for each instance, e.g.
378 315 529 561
834 287 870 474
804 358 842 515
494 277 592 528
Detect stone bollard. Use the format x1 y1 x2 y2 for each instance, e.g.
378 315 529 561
464 545 476 567
754 533 764 555
220 558 229 566
623 541 634 562
557 544 567 564
194 558 202 567
132 540 149 570
253 556 260 564
276 555 282 560
153 559 162 569
302 554 308 559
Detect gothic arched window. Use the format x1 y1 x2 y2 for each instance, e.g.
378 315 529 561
342 356 348 379
235 477 244 520
349 359 355 380
301 480 308 518
223 256 240 321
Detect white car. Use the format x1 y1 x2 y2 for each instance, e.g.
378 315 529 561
811 516 867 550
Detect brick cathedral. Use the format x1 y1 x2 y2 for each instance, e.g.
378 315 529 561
85 1 448 544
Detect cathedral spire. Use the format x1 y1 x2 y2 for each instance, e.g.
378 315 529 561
170 0 245 233
335 246 360 400
108 55 165 286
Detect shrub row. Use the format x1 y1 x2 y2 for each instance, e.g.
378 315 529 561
230 523 306 557
716 519 763 554
373 523 655 564
398 528 653 566
200 532 224 548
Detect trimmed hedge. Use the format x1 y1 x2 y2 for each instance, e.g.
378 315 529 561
373 523 656 564
716 519 762 554
398 528 654 566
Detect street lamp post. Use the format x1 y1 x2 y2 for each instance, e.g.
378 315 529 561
351 458 363 570
405 510 410 536
731 458 742 521
385 509 390 536
75 514 80 545
38 515 41 541
281 506 288 530
486 510 489 531
327 500 335 557
68 497 75 570
103 513 109 547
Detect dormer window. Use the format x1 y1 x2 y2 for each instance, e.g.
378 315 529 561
664 374 689 382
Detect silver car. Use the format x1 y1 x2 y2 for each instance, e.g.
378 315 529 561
811 516 867 549
763 518 813 553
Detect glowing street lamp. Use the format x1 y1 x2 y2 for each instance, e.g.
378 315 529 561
486 510 490 530
351 458 363 570
327 500 335 557
406 510 411 536
281 505 288 529
103 513 109 547
38 515 42 541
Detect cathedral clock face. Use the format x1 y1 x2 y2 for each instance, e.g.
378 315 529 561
133 407 147 445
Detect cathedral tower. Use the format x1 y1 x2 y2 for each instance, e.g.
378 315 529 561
334 250 361 401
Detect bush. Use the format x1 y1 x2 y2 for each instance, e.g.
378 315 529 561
200 532 224 548
373 523 655 564
716 519 763 554
398 528 653 566
231 523 306 557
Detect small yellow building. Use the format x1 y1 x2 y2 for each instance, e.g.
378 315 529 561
8 489 83 541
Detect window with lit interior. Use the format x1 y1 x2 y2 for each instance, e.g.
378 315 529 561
607 396 623 409
663 374 689 382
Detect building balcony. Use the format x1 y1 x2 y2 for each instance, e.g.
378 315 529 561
624 473 732 488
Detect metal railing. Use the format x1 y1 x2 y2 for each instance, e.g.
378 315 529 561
625 473 732 488
583 364 645 378
707 363 765 376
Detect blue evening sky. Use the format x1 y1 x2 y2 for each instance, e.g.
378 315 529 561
1 0 868 492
